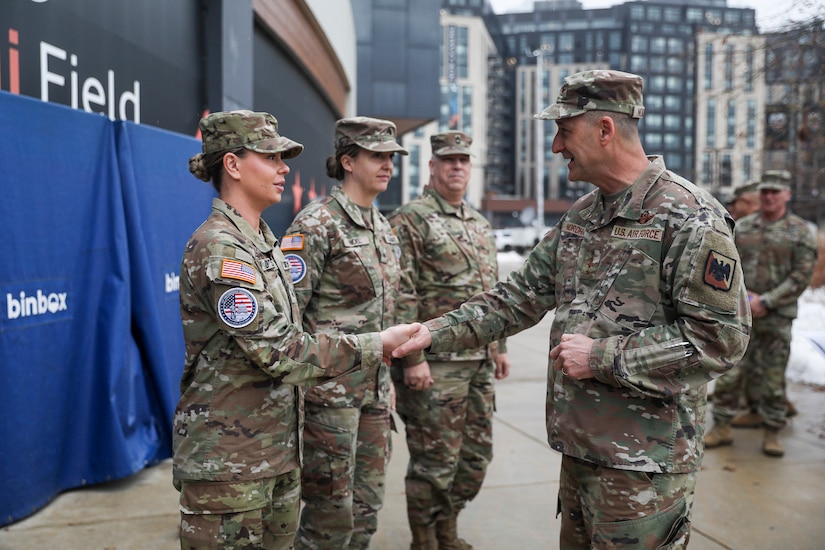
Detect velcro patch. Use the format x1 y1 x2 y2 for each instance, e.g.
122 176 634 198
218 287 258 328
220 259 257 284
284 253 307 284
703 250 736 291
280 234 304 251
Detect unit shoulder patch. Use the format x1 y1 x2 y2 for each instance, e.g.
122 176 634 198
284 253 307 284
218 287 258 328
220 258 257 284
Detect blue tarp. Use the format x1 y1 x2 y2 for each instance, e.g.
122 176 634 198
0 92 214 525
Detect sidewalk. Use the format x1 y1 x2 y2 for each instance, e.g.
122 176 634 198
3 257 825 548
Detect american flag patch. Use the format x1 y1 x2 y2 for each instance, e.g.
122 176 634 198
281 234 304 251
220 259 257 284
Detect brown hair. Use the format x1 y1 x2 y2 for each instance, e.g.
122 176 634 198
325 143 362 181
188 147 248 192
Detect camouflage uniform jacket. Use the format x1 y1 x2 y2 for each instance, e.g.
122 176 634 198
174 198 383 484
423 157 751 473
735 211 817 319
283 185 400 408
388 184 505 368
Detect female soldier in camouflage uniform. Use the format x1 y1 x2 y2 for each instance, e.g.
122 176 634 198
283 117 407 549
174 110 411 550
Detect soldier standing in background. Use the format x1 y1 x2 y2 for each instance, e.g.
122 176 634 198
726 181 760 220
388 131 510 550
174 110 412 550
284 117 407 549
705 170 818 457
391 71 751 548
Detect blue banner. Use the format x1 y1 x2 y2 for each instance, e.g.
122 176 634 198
0 91 213 525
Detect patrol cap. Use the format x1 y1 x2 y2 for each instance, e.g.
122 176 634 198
431 131 474 157
727 181 759 203
758 170 792 191
335 116 408 155
199 110 303 159
535 69 645 121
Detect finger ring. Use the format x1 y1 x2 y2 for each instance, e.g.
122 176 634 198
562 368 569 377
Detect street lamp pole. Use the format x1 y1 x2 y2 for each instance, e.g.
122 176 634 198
533 47 546 230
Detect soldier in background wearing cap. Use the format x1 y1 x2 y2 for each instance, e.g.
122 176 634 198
391 70 751 548
726 181 760 220
388 131 510 550
705 170 817 457
174 110 414 550
282 117 407 549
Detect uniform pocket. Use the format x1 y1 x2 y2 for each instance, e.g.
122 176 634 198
592 498 689 549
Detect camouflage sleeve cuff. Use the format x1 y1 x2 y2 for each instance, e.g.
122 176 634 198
356 332 384 370
423 317 452 353
588 336 620 385
498 338 507 354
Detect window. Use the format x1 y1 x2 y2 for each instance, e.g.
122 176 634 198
704 43 714 90
664 114 681 129
668 38 684 56
647 95 663 109
649 75 666 92
747 100 756 148
646 113 663 129
667 56 683 72
687 8 703 22
727 100 736 147
744 46 754 92
651 37 667 54
743 154 752 182
664 133 681 149
707 99 716 147
724 45 733 91
664 7 682 22
648 6 661 21
631 55 648 72
559 33 574 51
664 95 681 111
646 133 663 149
632 36 648 53
702 153 712 183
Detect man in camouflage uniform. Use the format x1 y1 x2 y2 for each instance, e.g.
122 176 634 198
391 71 751 548
284 117 407 549
174 110 411 550
388 131 510 550
705 170 817 457
726 181 760 220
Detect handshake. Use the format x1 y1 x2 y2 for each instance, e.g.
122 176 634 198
379 323 432 361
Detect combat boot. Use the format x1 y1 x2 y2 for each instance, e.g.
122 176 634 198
436 515 474 550
704 424 733 448
409 524 437 550
762 427 784 457
731 409 763 428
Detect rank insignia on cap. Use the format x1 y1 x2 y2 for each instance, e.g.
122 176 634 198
281 234 304 251
703 250 736 291
218 287 258 328
220 259 257 284
284 253 307 284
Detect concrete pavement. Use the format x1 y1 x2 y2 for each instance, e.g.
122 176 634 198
2 256 825 549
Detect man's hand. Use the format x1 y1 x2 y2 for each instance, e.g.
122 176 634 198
380 324 416 359
403 361 434 390
549 333 594 380
748 291 768 319
391 323 432 358
495 353 511 380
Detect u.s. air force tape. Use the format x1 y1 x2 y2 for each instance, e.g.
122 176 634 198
218 287 258 328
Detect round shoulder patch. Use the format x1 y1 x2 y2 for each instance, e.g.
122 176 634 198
218 287 258 328
284 253 307 284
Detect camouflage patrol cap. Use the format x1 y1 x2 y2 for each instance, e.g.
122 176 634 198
535 69 645 121
431 131 474 157
758 169 792 191
199 110 303 159
727 181 759 203
335 116 408 155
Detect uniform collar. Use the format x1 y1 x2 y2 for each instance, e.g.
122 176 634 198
580 155 667 228
212 197 277 252
331 185 376 230
423 185 469 220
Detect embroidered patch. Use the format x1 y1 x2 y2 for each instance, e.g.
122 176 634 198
638 210 655 224
284 253 307 284
562 221 585 237
280 234 304 251
611 226 663 241
703 250 736 291
218 287 258 328
220 259 257 284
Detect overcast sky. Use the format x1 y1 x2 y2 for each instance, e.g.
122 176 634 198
486 0 824 32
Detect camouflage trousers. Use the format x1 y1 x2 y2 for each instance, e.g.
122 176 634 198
296 401 392 550
557 456 695 549
178 469 300 550
392 359 495 526
711 314 792 429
